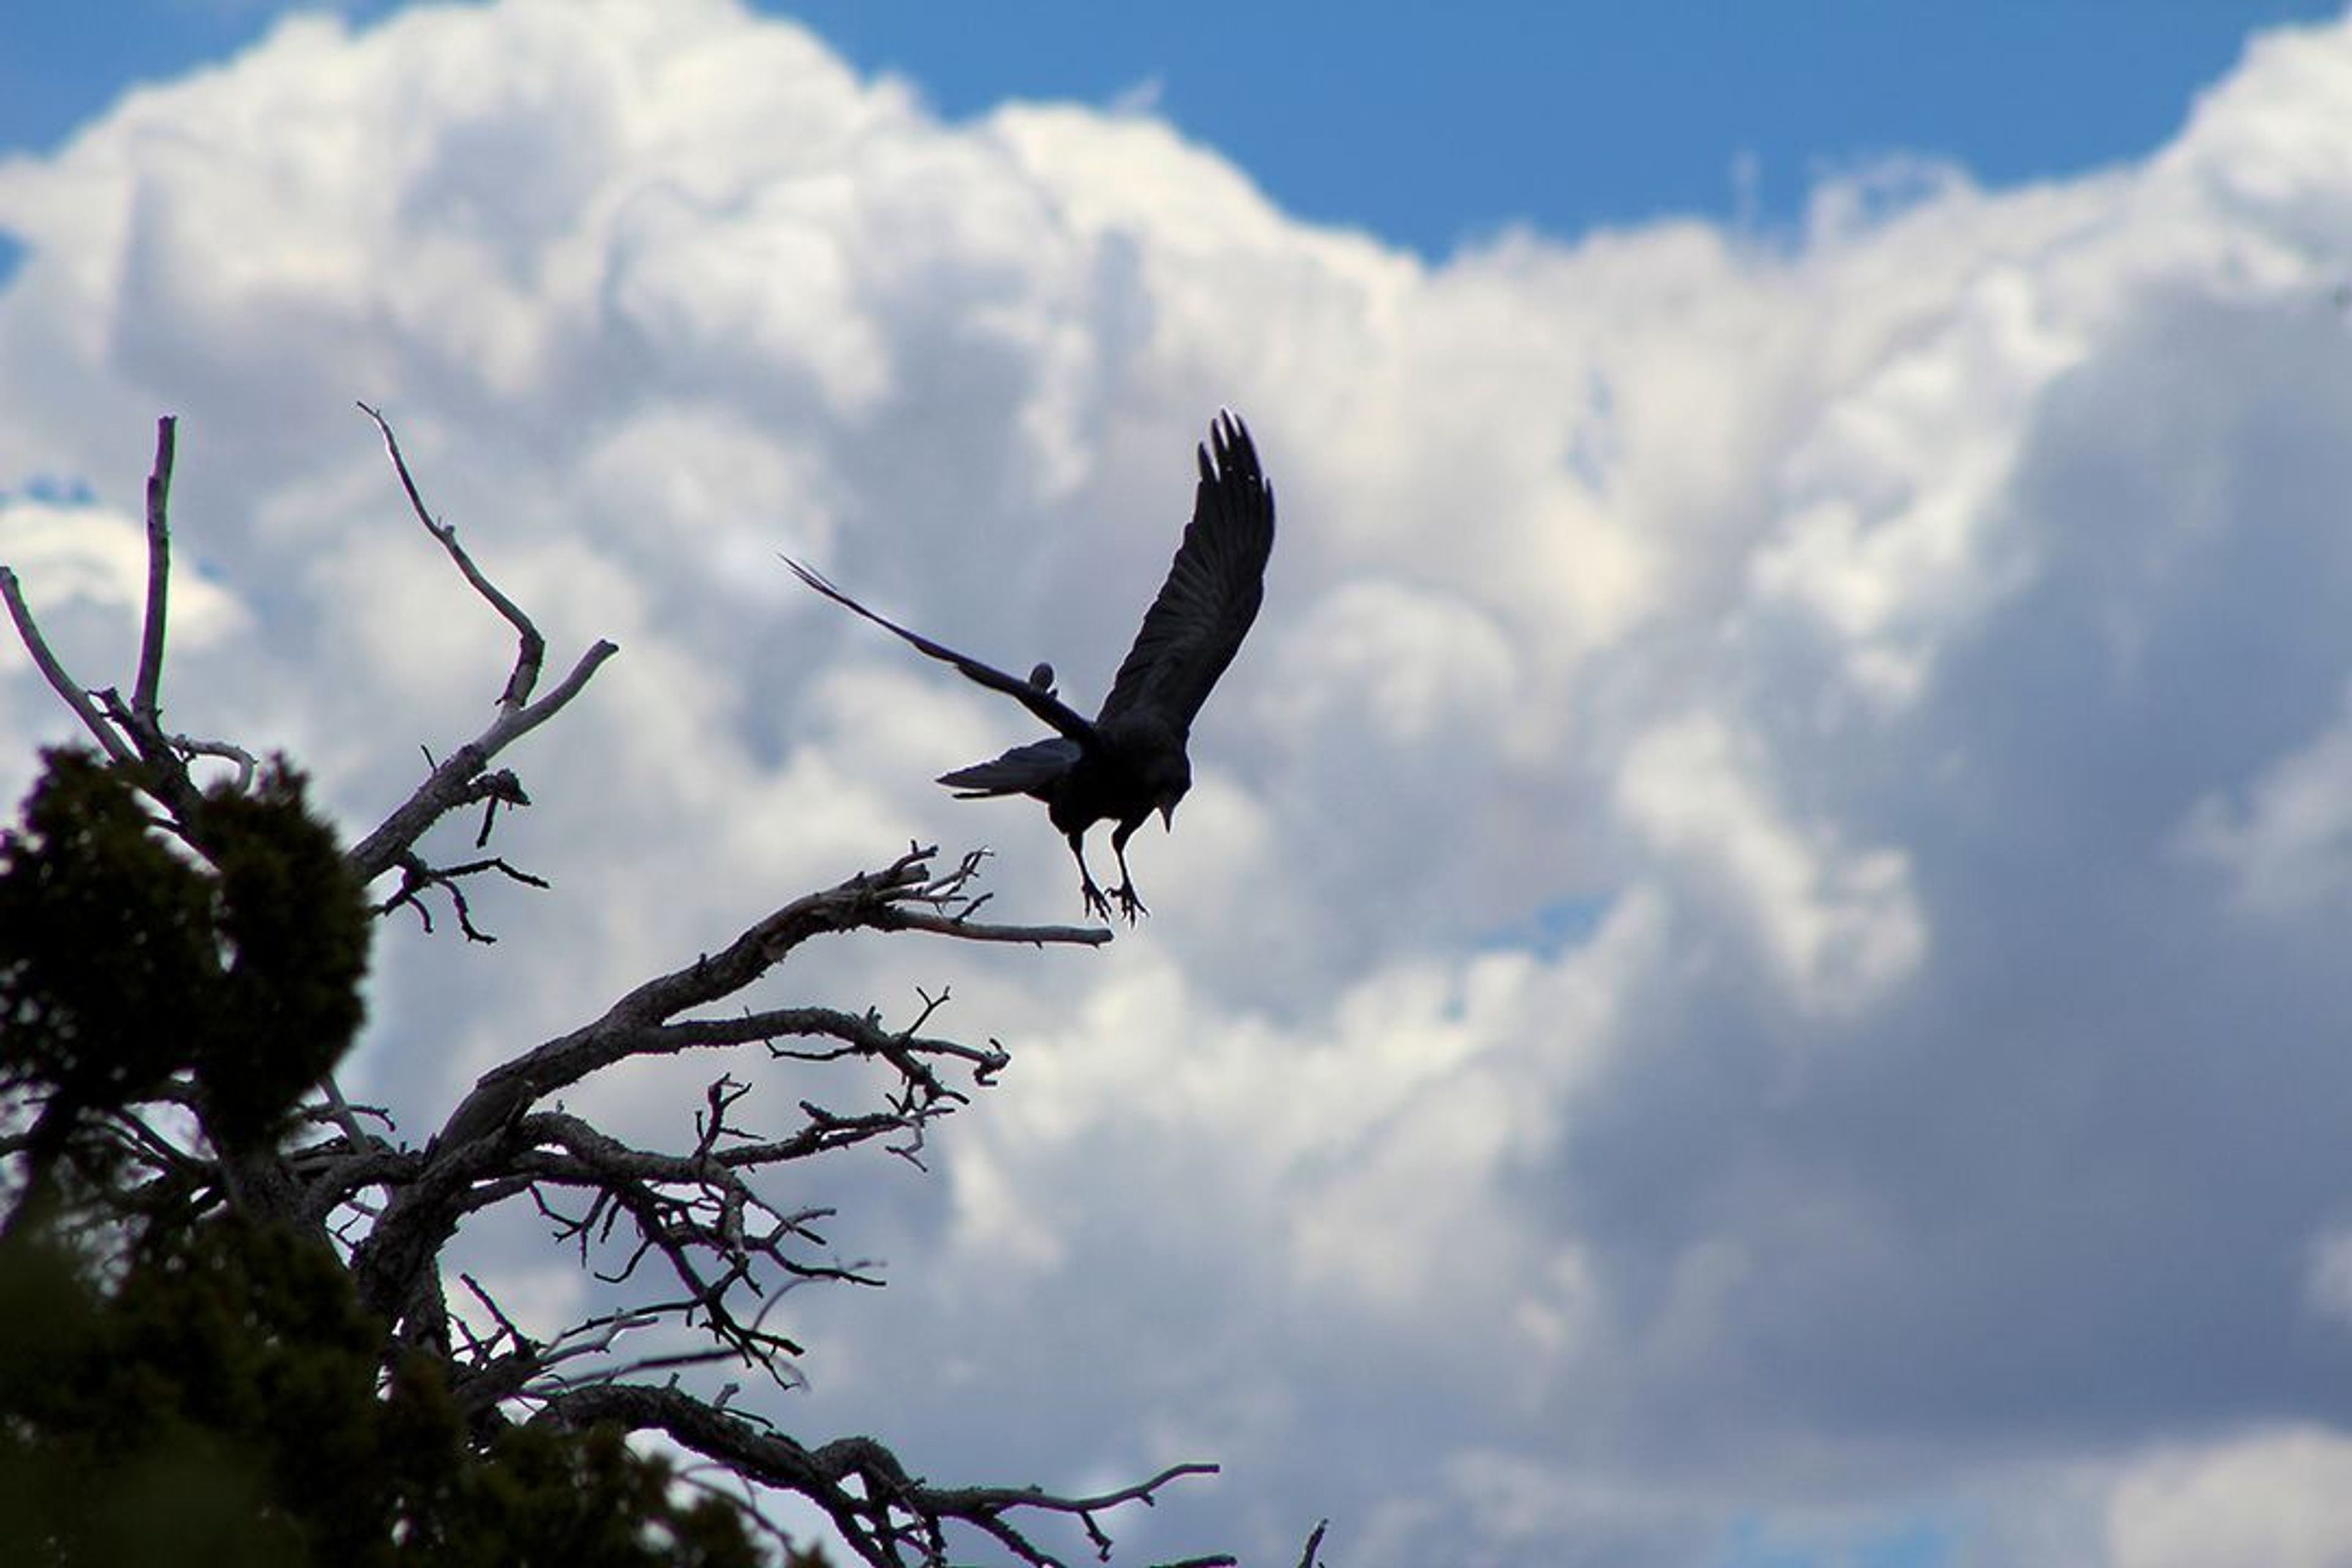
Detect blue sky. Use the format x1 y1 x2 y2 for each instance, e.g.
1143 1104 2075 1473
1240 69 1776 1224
10 4 2352 1566
2 2 2340 254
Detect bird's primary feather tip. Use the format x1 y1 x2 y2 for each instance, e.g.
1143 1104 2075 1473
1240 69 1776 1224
1200 409 1264 486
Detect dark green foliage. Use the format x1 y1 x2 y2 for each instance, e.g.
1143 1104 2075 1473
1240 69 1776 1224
0 749 797 1566
0 749 219 1133
0 1218 772 1568
184 765 371 1153
0 749 372 1178
0 1220 366 1568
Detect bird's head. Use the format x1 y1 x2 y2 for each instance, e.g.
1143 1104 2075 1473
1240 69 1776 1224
1156 760 1190 831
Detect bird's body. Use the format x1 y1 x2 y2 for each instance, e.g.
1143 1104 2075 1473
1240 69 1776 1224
786 412 1274 921
943 709 1187 854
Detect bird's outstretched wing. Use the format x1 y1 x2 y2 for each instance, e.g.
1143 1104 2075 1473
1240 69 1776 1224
782 557 1098 745
1096 412 1276 729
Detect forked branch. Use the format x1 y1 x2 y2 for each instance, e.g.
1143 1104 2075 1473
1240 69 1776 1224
0 416 178 774
342 402 616 889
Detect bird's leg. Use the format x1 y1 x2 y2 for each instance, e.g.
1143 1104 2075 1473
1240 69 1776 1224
1069 832 1113 922
1107 821 1149 923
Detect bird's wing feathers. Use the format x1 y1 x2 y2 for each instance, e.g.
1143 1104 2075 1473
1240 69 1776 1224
782 557 1097 745
1096 412 1276 730
937 736 1082 796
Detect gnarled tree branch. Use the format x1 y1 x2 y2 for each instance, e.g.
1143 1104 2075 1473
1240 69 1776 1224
533 1383 1232 1568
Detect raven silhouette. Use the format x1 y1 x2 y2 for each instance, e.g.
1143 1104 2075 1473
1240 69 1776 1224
785 412 1275 922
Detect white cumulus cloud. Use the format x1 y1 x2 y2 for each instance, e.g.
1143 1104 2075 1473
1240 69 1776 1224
9 2 2352 1565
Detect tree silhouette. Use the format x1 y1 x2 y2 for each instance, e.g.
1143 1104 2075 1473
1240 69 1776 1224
0 414 1240 1567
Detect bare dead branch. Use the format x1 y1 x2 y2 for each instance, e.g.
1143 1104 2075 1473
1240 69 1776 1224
357 401 543 707
175 734 260 791
891 845 1114 946
459 1270 531 1352
307 1072 385 1158
345 639 616 884
89 686 201 824
349 842 1097 1395
0 566 137 765
684 1005 1005 1077
1 431 258 827
492 1107 879 1372
344 839 1088 1349
131 415 176 728
470 767 530 845
531 1383 1227 1568
434 846 1085 1140
342 405 616 888
878 907 1112 946
372 849 549 942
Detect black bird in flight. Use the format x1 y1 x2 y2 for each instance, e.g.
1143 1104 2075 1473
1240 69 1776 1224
785 412 1275 922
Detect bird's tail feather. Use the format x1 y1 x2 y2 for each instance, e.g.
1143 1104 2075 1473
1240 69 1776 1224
937 737 1080 798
